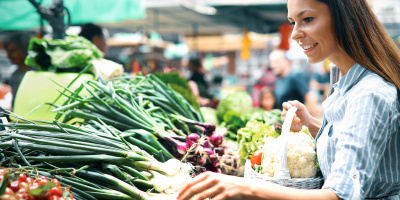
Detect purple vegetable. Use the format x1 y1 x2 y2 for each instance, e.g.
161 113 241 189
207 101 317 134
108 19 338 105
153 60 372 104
206 163 221 173
173 115 216 135
210 132 223 147
214 147 225 156
189 155 206 165
186 133 199 148
209 154 219 163
176 142 188 157
160 136 188 158
203 147 214 155
202 140 211 148
202 122 216 136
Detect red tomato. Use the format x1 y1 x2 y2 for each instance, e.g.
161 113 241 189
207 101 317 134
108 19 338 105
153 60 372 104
10 180 20 192
29 182 39 190
35 176 48 186
51 179 61 188
18 174 27 182
15 191 29 200
49 187 63 196
250 149 263 168
19 182 29 191
49 195 60 200
4 187 15 195
26 177 34 186
1 194 16 200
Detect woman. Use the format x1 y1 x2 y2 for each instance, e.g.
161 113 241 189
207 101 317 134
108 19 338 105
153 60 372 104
178 0 400 199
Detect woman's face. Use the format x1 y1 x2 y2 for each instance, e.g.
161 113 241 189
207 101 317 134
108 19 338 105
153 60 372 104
287 0 342 64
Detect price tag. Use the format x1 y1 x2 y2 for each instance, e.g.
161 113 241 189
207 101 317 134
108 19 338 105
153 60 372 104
0 117 8 131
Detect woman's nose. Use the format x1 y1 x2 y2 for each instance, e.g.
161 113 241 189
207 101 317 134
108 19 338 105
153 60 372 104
291 24 304 42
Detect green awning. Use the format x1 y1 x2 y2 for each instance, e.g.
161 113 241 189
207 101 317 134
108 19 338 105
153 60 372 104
0 0 145 31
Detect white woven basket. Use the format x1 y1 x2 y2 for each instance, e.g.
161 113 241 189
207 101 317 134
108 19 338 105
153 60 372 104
244 160 323 189
243 107 324 189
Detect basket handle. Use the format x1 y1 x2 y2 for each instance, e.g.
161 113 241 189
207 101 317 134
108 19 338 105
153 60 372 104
274 106 298 179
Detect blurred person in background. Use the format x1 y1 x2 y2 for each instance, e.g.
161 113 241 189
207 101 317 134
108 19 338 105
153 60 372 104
187 58 213 107
259 87 276 111
79 23 109 56
269 49 321 117
310 60 330 101
3 31 36 110
251 67 277 107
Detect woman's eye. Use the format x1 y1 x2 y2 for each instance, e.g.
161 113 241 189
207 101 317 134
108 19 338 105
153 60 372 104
289 21 295 26
304 17 314 23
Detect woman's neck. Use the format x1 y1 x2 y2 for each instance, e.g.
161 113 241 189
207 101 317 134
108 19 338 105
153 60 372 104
328 50 356 76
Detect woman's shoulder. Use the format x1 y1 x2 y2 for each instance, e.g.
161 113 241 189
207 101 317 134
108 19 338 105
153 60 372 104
356 70 399 105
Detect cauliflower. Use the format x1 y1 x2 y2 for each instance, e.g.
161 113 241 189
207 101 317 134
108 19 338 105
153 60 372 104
261 126 317 178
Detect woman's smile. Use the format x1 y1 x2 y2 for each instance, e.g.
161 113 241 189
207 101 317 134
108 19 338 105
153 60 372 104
300 42 319 53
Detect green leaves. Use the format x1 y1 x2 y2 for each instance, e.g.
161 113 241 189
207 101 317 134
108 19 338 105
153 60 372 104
0 172 10 197
25 35 104 72
28 182 56 196
237 120 280 165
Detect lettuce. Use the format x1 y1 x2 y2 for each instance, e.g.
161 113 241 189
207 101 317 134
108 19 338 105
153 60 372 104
25 35 103 72
237 120 280 165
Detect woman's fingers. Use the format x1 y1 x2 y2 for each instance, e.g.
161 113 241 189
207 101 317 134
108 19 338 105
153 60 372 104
178 172 216 200
195 182 224 200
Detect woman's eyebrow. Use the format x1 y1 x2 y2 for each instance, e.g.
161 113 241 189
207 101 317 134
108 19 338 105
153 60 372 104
288 9 313 20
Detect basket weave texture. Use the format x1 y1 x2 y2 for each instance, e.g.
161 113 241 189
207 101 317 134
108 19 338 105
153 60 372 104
244 160 324 189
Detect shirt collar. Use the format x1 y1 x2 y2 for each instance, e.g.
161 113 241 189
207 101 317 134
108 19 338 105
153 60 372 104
332 63 367 95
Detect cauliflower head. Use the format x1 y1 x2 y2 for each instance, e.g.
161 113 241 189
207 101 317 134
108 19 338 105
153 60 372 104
261 126 316 178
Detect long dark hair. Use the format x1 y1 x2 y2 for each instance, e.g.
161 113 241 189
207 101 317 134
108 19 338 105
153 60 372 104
318 0 400 90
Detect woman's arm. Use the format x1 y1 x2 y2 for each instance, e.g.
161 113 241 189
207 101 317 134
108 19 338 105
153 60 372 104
178 172 339 200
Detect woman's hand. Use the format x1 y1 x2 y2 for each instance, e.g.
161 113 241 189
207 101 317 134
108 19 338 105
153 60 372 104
281 100 312 132
178 172 251 200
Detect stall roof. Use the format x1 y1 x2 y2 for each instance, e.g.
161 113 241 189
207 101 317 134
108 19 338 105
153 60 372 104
101 0 288 36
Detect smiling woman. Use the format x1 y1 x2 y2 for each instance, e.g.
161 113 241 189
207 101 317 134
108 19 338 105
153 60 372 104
177 0 400 200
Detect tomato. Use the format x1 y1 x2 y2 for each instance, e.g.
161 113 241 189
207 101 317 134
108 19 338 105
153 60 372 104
1 194 16 200
10 180 20 192
26 177 34 186
49 195 60 200
35 176 48 186
19 182 29 191
15 191 29 200
51 179 61 188
49 187 63 196
250 149 263 168
18 174 27 182
29 182 39 190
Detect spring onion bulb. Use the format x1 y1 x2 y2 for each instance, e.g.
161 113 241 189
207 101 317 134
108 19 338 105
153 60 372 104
150 171 171 192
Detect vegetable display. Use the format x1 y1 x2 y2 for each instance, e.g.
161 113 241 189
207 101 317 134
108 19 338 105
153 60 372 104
0 120 193 200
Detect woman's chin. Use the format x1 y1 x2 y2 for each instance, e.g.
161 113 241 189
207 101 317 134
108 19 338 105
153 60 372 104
306 56 326 64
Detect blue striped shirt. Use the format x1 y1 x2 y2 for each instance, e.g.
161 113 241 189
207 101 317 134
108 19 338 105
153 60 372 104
315 63 400 200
